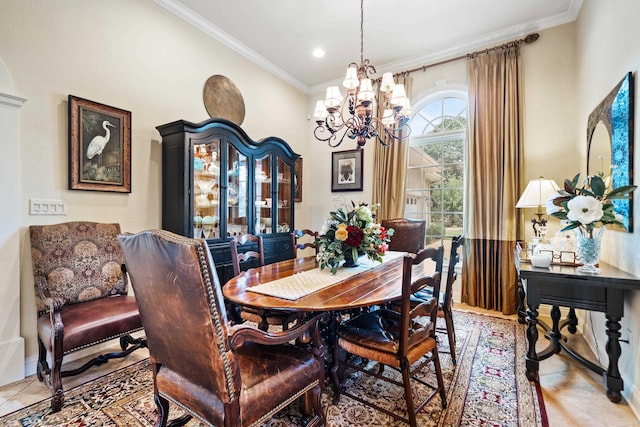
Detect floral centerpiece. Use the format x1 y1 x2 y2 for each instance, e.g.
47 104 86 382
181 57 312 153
316 202 394 274
546 173 636 273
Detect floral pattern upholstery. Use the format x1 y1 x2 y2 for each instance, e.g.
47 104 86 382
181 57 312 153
30 222 127 313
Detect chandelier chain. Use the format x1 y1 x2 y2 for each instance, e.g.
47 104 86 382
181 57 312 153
360 0 364 65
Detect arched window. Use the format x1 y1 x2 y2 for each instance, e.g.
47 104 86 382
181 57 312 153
406 92 467 247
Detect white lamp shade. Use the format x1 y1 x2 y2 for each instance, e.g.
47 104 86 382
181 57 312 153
313 100 328 120
381 109 395 126
357 78 374 102
516 177 561 208
380 72 395 93
324 86 343 109
390 84 408 105
342 66 359 89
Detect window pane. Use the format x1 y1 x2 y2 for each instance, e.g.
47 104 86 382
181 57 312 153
407 94 467 247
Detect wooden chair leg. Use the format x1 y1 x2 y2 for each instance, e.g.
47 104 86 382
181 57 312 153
36 338 48 382
444 311 457 364
400 359 418 427
155 392 170 427
433 348 447 408
49 356 64 412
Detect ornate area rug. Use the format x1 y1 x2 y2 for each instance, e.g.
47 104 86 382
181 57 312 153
1 310 547 427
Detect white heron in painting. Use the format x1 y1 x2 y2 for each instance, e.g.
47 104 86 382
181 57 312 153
87 120 115 165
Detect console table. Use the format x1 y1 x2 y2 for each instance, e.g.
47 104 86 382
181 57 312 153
517 261 640 403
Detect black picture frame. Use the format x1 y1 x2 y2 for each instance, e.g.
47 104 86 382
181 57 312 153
331 149 363 192
69 95 131 192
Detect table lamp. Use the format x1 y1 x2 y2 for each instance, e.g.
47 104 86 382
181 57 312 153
516 177 560 239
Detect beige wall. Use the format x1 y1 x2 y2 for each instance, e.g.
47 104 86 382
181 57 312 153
0 0 308 380
575 0 640 416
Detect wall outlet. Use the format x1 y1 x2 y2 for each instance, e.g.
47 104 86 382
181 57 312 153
29 198 66 215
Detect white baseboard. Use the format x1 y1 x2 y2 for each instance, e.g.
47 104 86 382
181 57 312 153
0 337 25 387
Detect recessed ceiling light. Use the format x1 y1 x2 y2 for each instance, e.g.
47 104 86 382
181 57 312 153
312 48 325 58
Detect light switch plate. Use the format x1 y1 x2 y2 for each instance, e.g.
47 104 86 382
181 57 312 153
29 198 67 215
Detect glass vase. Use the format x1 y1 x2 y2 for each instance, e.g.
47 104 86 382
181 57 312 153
575 226 606 274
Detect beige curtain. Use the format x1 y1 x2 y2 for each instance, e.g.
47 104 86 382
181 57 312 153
463 45 523 314
373 74 413 220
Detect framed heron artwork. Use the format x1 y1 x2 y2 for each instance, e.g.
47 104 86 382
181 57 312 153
68 95 131 192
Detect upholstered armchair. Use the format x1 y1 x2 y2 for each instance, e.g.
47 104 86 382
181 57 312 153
28 221 146 412
119 229 327 427
381 218 426 253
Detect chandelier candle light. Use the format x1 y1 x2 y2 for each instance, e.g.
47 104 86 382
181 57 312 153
313 0 411 148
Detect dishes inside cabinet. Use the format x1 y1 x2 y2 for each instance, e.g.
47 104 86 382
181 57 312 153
228 183 239 206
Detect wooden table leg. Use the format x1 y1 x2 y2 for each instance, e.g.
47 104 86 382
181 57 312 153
525 304 540 381
605 314 623 403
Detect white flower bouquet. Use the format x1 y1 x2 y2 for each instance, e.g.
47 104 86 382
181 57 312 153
546 173 636 237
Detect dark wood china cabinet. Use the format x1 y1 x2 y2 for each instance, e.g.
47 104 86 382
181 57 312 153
157 118 298 284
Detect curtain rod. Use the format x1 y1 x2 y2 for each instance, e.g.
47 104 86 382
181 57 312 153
391 33 539 77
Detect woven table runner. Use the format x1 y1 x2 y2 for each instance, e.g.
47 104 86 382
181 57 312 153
248 251 405 300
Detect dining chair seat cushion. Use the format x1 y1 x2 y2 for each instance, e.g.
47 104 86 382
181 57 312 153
337 309 435 367
37 295 142 354
412 288 446 307
155 341 323 427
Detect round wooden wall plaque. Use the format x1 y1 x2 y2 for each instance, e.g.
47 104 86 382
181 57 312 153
203 75 245 125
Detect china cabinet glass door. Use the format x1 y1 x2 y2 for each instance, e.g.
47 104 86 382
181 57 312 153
255 155 272 234
277 159 292 233
193 139 220 239
227 145 248 237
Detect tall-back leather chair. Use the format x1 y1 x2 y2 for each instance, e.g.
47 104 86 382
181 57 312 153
331 246 447 427
118 230 326 427
381 218 426 253
29 221 146 412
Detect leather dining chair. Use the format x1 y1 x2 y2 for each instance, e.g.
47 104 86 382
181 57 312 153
29 221 146 412
118 229 327 427
230 233 299 331
381 218 426 254
291 229 319 257
331 246 447 427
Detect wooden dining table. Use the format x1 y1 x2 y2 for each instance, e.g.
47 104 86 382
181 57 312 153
222 252 408 315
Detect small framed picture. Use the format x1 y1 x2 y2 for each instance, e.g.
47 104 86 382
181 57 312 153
293 157 303 202
68 95 131 192
332 149 363 192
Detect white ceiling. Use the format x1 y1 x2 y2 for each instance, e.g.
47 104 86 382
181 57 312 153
155 0 583 94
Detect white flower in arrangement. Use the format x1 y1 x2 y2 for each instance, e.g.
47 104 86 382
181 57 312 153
546 173 636 237
566 195 604 225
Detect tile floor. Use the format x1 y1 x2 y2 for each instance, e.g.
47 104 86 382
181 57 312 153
1 305 639 426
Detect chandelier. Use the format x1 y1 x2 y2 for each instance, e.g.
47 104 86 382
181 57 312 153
313 0 412 148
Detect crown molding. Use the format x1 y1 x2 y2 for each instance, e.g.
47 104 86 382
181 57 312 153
314 0 583 92
156 0 583 96
153 0 308 93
